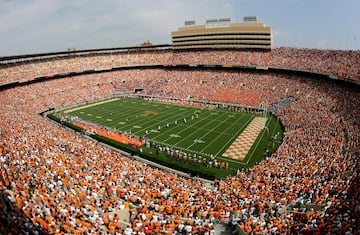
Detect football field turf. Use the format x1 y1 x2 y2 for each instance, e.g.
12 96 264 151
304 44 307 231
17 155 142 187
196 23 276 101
66 98 258 160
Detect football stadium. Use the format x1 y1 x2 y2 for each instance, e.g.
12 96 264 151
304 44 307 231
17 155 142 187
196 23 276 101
0 16 359 235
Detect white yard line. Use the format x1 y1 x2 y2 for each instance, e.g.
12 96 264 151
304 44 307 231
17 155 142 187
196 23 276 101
184 113 232 150
64 98 119 113
153 109 207 142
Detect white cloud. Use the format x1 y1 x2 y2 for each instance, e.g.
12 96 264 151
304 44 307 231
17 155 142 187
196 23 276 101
0 0 238 55
0 0 358 55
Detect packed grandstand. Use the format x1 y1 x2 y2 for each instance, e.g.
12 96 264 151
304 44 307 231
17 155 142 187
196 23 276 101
0 46 359 235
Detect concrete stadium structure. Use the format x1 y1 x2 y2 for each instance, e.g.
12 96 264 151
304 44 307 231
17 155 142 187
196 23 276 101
172 16 272 50
0 35 359 234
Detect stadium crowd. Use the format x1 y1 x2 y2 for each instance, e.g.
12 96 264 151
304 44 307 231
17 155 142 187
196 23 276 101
0 49 359 235
1 47 360 86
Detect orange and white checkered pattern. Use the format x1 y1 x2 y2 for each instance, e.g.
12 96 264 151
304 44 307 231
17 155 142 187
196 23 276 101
222 117 267 161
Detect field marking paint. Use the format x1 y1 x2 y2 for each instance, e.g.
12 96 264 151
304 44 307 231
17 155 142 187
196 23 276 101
64 98 119 113
170 134 181 138
184 112 232 150
211 115 253 157
150 109 201 141
68 98 268 163
244 127 266 165
243 116 274 165
193 139 205 144
222 117 267 161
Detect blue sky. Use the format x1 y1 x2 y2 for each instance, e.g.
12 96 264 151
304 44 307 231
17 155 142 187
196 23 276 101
0 0 359 56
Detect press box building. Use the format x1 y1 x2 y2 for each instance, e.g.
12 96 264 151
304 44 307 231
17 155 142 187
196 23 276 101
171 16 273 50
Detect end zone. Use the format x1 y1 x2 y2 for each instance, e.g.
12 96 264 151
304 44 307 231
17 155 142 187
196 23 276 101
222 117 267 160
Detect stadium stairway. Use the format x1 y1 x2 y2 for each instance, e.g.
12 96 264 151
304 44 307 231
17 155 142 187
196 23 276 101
346 146 360 153
214 223 234 235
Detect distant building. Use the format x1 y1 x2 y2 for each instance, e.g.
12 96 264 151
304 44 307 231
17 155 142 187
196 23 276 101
171 16 272 50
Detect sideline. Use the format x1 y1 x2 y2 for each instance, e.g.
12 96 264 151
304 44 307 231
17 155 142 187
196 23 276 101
46 113 214 186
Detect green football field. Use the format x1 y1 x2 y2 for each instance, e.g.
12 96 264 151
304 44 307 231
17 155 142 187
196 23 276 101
61 97 283 178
